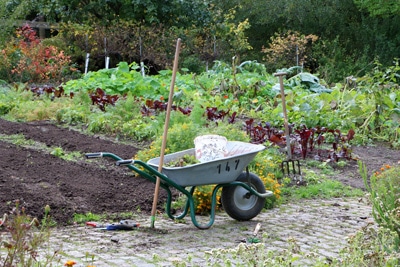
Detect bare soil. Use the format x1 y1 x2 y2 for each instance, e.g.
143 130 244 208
0 118 398 225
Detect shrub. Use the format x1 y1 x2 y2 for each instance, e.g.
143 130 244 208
134 120 200 162
193 185 221 215
262 30 319 73
312 37 373 83
0 24 76 83
181 55 206 74
248 150 282 209
360 162 400 250
0 200 60 266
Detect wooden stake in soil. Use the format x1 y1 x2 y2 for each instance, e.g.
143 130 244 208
274 72 292 159
150 38 182 228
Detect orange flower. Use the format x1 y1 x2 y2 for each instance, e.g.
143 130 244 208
223 95 229 99
160 96 164 101
64 260 77 266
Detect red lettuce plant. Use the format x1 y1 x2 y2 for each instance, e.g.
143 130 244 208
245 119 355 161
140 99 193 116
90 88 120 111
27 85 71 99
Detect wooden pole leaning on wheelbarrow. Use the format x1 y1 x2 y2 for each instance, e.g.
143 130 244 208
150 38 182 228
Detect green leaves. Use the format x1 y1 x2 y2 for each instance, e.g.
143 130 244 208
8 55 396 148
360 161 400 248
354 0 400 17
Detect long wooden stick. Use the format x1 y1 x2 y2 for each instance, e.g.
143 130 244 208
150 38 182 228
274 72 291 159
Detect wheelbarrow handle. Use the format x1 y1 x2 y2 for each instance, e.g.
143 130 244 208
258 191 274 198
116 159 134 166
85 152 103 159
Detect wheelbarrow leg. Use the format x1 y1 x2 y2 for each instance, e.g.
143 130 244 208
165 186 195 220
187 184 224 230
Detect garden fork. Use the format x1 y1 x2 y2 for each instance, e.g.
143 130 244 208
274 72 303 183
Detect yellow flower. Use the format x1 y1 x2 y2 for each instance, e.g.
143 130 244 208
64 260 77 267
181 123 189 130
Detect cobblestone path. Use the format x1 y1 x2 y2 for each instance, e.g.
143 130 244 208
41 197 372 266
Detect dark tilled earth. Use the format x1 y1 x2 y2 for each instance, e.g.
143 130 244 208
0 119 168 224
0 118 398 225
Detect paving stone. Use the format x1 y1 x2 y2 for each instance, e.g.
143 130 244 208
0 197 374 266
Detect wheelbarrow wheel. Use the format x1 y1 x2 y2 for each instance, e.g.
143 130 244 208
221 172 266 221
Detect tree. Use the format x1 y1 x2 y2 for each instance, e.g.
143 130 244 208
0 0 39 45
212 0 400 74
36 0 212 28
37 0 134 24
354 0 400 17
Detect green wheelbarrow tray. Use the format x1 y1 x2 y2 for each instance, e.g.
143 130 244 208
85 141 274 229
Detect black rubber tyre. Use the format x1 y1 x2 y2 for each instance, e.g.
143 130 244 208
221 172 266 221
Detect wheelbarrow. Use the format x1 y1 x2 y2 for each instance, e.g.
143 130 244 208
85 141 273 229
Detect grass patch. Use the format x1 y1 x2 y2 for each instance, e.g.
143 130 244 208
5 95 76 122
279 167 364 202
281 179 364 201
0 133 36 146
0 134 82 161
73 212 102 224
106 211 136 221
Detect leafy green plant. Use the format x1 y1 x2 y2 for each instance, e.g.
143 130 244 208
193 185 222 215
356 60 400 145
199 223 399 266
203 236 312 266
135 120 200 163
63 61 162 96
338 224 399 266
0 200 60 266
248 149 283 209
41 205 57 228
50 147 64 157
2 53 398 152
50 147 82 161
56 57 399 148
0 84 24 117
360 162 400 249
